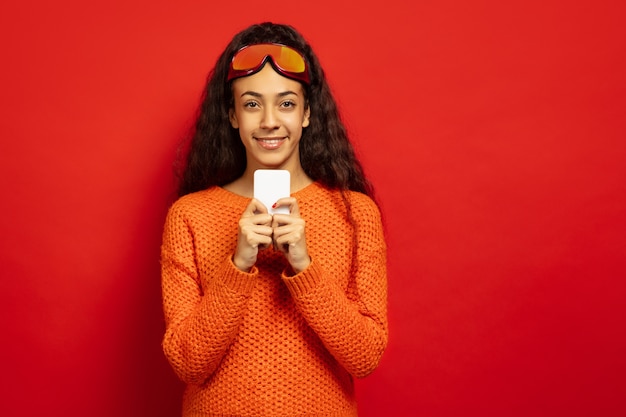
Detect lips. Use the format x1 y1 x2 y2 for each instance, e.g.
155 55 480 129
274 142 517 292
255 137 286 150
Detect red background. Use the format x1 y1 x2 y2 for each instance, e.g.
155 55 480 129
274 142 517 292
1 1 625 416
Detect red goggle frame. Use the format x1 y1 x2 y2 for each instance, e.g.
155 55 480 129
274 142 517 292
227 43 310 84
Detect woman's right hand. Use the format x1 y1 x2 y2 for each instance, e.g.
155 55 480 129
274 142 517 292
232 198 273 272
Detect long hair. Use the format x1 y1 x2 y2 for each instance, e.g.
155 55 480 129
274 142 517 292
177 22 376 202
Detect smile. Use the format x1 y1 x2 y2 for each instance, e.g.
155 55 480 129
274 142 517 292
255 137 286 150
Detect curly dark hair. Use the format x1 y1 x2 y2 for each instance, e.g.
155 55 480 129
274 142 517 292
176 22 375 203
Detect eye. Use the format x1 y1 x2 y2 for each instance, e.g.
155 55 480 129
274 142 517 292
280 100 296 109
244 101 259 109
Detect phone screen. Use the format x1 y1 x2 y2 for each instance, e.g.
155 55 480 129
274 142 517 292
253 169 290 214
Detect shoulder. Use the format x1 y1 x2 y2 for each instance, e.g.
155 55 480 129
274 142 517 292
345 189 380 213
300 183 382 221
167 187 215 215
345 190 385 232
170 186 248 210
165 186 248 222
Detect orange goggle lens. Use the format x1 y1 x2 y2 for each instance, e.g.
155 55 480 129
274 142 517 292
227 43 310 84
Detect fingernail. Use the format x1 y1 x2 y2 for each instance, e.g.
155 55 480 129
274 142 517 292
272 203 278 209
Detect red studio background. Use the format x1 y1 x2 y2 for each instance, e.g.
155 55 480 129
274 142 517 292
1 1 625 416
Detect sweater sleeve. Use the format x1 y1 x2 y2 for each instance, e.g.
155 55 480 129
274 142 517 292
282 197 388 378
160 201 257 385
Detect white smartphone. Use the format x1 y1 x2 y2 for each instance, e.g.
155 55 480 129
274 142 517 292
253 169 290 214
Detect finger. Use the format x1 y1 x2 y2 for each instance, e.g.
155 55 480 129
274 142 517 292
241 212 273 227
241 224 274 240
244 198 269 217
272 197 299 217
240 228 273 251
274 235 307 261
253 213 273 226
273 224 306 248
272 217 305 236
274 230 303 246
252 235 273 250
271 214 285 229
240 217 273 237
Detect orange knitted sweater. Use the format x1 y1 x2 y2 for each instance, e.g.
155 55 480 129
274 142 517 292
160 182 388 417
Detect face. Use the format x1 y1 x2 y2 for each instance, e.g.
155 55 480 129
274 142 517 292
229 63 310 174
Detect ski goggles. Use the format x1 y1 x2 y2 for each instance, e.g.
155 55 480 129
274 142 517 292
227 43 310 84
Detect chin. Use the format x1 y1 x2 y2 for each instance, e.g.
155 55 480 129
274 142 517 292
256 157 292 170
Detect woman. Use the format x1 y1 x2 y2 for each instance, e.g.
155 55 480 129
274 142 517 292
161 21 388 416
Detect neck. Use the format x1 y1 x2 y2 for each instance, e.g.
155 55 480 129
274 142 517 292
287 168 313 193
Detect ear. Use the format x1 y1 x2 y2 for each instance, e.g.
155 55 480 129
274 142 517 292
229 108 239 129
302 106 310 128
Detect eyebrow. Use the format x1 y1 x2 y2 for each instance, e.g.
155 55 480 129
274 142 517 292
240 90 299 98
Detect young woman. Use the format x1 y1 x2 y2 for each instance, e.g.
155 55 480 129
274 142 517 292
161 22 388 416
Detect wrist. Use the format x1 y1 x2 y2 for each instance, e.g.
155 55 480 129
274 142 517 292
232 254 252 272
291 256 311 274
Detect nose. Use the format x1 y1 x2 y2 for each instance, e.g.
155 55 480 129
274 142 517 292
260 107 280 130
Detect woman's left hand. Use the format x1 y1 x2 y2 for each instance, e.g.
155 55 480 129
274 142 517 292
271 197 311 273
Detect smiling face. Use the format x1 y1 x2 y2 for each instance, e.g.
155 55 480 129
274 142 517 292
229 63 310 176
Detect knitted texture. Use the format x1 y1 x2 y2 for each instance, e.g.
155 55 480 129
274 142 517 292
161 182 388 417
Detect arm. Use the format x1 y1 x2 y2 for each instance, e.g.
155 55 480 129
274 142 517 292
160 202 258 385
282 198 388 378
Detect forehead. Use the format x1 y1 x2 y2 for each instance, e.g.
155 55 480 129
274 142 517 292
231 63 305 97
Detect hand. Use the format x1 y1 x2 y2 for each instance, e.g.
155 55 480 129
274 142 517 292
271 197 311 273
233 199 273 272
